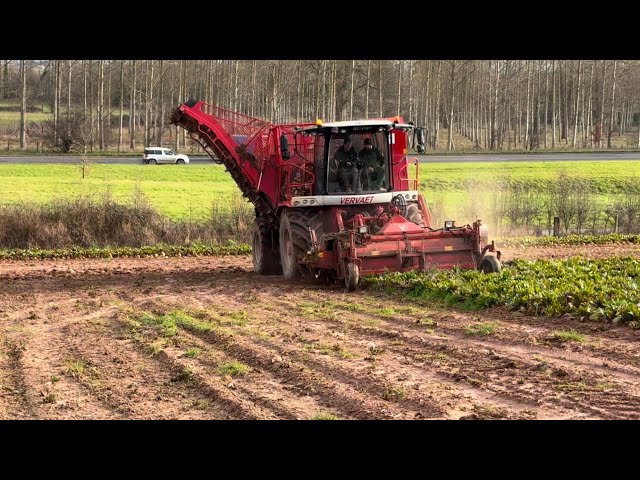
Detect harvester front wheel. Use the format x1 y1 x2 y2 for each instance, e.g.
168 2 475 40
345 262 360 291
279 210 309 280
478 255 501 273
252 217 282 275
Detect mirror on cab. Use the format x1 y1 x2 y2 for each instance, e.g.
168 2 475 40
280 134 290 160
416 127 426 153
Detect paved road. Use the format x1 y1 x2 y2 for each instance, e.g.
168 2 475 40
419 152 640 162
1 152 640 164
0 155 215 165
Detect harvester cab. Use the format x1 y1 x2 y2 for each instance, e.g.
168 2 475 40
170 101 501 290
297 120 398 196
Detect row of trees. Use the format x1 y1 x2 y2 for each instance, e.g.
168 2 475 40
1 60 640 152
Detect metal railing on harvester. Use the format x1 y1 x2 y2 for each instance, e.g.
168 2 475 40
171 101 277 224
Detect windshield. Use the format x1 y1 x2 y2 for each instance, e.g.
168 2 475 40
326 131 388 194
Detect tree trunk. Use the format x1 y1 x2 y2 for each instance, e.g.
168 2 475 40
349 59 355 120
271 62 278 122
67 60 72 136
524 62 531 148
584 62 594 148
158 60 164 146
562 63 568 142
98 60 104 150
599 60 607 148
365 60 371 118
19 60 27 149
89 60 94 152
83 60 88 153
315 61 322 119
295 62 302 123
233 59 239 112
607 60 617 149
434 61 442 150
118 60 124 152
499 61 509 149
551 60 556 148
107 60 112 148
396 60 402 116
424 62 431 147
408 60 414 121
0 60 9 100
637 99 640 148
180 60 186 148
534 60 542 149
448 60 456 151
544 61 549 148
130 60 137 150
490 60 499 150
53 60 60 147
148 61 154 146
378 61 383 117
143 61 149 147
572 60 582 149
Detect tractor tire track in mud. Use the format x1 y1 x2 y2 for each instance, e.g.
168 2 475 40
0 247 639 419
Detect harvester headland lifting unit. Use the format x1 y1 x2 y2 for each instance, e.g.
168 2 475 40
171 100 501 289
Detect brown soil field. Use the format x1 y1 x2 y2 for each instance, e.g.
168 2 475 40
1 244 639 420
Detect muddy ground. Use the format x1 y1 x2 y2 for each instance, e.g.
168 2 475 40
1 243 639 420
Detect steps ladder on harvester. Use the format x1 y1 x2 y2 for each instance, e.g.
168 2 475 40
171 101 277 226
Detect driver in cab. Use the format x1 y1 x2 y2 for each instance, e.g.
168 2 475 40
330 138 357 193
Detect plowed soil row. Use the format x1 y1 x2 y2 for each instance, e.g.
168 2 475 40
1 244 638 419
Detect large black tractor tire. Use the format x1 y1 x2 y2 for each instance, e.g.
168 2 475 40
252 217 282 275
478 255 501 273
278 209 324 281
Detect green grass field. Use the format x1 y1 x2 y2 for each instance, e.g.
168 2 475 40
0 160 638 222
0 101 130 126
0 110 52 125
0 163 240 220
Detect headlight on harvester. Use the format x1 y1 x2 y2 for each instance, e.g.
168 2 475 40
357 225 368 234
444 220 455 230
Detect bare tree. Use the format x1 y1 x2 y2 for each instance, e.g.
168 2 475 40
551 60 556 148
396 60 402 116
364 60 371 118
378 60 383 117
98 60 104 150
349 59 355 120
572 60 582 149
607 60 617 148
524 62 531 148
447 60 456 151
598 60 607 148
19 60 27 149
433 61 442 149
490 60 499 150
130 60 137 150
118 60 124 152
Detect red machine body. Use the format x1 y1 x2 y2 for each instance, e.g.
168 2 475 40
171 100 500 288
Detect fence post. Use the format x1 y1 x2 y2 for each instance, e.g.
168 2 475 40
615 215 619 234
553 217 560 237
